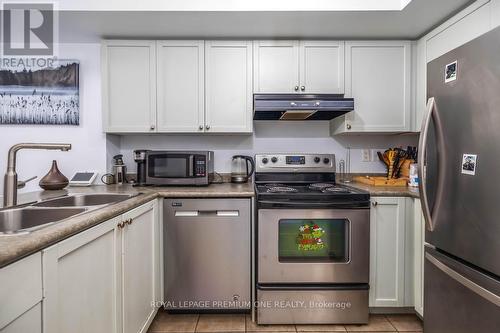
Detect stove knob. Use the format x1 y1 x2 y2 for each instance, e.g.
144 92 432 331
271 157 278 163
323 157 330 164
262 157 269 164
314 157 321 163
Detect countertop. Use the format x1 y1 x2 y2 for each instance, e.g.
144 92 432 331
0 182 254 268
345 182 420 199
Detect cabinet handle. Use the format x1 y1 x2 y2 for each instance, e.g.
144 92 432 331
117 221 125 229
372 201 378 207
300 86 305 91
199 125 203 130
205 125 210 130
294 86 299 91
126 218 133 225
150 125 155 130
346 124 352 130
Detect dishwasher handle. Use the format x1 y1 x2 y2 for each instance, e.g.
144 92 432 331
174 210 240 217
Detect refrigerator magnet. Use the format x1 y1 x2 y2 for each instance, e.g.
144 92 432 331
445 60 458 83
461 154 477 175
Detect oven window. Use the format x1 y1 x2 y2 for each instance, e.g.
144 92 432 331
278 219 349 262
148 156 189 178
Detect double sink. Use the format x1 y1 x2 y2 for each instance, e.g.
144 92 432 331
0 193 137 235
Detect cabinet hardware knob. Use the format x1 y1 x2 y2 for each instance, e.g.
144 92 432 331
199 125 203 130
205 125 210 130
126 218 133 225
294 86 299 91
346 124 352 130
300 86 305 91
372 201 378 207
117 221 125 229
150 125 155 130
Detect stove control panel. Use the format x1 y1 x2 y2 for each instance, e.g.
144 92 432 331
255 153 335 172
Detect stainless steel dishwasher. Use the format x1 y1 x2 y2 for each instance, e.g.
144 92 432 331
163 198 251 310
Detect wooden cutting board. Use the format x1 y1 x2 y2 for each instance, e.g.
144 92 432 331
354 176 408 187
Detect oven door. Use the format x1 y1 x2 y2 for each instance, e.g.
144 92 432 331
258 208 369 284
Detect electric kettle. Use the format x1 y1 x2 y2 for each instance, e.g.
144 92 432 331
231 155 255 183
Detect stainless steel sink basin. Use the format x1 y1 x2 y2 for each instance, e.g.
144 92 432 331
0 207 86 235
33 193 134 208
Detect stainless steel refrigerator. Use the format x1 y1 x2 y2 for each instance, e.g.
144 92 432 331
419 27 500 332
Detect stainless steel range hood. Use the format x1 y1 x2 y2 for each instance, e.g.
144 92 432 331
253 94 354 121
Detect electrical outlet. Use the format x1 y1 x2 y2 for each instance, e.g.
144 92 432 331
361 149 371 162
372 149 380 162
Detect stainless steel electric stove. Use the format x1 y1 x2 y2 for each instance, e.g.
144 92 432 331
254 153 370 324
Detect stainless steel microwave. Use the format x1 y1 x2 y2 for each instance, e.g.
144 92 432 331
142 151 214 186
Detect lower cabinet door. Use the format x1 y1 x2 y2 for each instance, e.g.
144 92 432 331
121 200 159 333
413 199 425 316
0 303 41 333
369 197 406 307
42 217 121 333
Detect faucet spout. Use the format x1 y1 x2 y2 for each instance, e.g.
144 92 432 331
3 143 72 208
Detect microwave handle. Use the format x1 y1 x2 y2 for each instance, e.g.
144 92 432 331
189 155 195 176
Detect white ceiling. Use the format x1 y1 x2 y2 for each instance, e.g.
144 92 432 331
57 0 474 42
59 0 415 11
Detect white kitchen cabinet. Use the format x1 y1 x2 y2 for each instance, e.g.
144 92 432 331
425 0 492 62
299 41 345 94
253 40 344 94
413 0 493 132
0 304 41 333
42 216 121 333
412 39 426 132
413 199 425 317
331 41 411 134
0 253 42 332
492 0 500 28
102 40 157 133
205 41 253 133
156 41 205 133
253 40 300 93
121 200 160 333
369 197 407 307
42 200 161 333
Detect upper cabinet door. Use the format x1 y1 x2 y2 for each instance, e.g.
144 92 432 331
299 41 345 94
156 41 205 133
253 41 300 93
338 41 411 133
205 41 253 133
102 40 156 133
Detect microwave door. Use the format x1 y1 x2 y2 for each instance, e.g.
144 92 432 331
148 154 192 179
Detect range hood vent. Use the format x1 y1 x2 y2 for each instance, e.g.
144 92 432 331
253 94 354 121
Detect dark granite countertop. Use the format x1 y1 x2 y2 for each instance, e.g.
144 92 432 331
0 183 254 268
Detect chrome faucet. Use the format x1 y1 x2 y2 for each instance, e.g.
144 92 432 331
3 143 72 208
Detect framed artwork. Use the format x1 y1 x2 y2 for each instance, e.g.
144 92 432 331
0 59 80 125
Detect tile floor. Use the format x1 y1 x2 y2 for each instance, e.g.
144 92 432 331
148 311 423 333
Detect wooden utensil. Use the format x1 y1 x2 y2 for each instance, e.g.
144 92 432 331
385 149 397 179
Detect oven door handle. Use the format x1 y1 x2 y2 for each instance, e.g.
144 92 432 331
257 200 370 208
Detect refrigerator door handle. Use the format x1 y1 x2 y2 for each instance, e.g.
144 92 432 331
426 252 500 307
418 97 445 232
419 98 436 231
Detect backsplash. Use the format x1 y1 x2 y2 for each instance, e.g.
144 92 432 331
113 122 418 174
